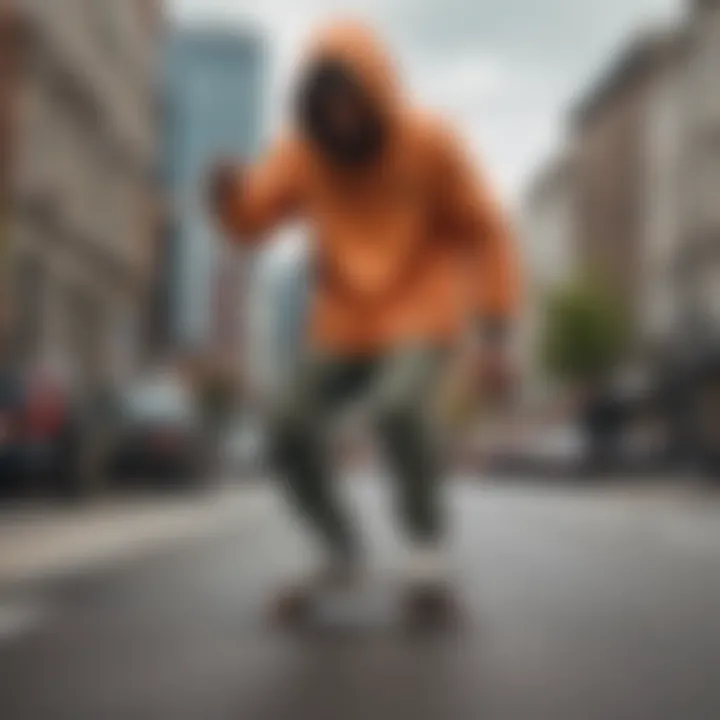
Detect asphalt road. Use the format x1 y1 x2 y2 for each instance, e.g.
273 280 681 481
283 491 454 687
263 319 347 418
1 478 719 720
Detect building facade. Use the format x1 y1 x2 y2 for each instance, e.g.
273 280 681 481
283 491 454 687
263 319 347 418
637 33 687 341
164 28 265 358
676 0 720 338
571 29 687 333
4 0 163 387
569 9 720 348
519 151 577 402
521 22 706 397
523 0 720 386
0 1 31 343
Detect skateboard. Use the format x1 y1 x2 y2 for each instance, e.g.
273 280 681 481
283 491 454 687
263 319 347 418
269 576 462 634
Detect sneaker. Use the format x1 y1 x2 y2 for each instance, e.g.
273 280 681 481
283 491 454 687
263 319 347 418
270 551 363 626
402 545 460 629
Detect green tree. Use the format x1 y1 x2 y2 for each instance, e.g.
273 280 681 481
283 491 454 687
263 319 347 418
541 277 630 385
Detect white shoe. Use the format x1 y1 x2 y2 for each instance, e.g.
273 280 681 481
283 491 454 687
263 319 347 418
270 552 364 624
403 544 459 628
404 543 449 587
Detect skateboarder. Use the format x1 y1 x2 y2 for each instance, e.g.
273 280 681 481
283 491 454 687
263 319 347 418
208 20 520 621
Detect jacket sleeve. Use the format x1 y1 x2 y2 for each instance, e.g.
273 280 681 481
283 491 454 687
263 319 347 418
216 137 304 242
434 126 522 331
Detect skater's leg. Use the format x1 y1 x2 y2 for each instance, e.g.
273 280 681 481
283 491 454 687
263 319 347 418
372 345 448 545
270 353 370 562
371 345 459 624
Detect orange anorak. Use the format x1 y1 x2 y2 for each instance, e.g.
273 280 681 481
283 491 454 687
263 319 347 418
217 21 521 355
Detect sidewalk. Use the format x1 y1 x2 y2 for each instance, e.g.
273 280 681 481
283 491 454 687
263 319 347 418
0 485 272 587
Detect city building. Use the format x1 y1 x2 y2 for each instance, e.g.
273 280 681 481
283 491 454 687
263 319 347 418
163 26 266 360
522 0 720 400
0 1 31 342
3 0 163 388
676 0 720 340
519 150 576 402
570 26 687 337
638 27 688 343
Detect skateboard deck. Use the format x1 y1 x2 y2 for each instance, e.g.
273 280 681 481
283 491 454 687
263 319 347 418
270 576 463 634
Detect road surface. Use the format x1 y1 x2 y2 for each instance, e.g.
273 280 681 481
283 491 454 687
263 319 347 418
0 478 719 720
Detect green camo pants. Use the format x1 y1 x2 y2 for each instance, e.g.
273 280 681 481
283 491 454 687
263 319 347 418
270 344 448 559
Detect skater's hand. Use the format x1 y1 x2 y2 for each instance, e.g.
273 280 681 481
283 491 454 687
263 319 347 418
438 328 516 430
473 322 517 408
206 159 243 220
476 345 516 408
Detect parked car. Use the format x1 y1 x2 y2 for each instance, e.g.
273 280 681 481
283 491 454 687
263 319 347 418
107 373 208 487
0 368 90 500
0 367 25 496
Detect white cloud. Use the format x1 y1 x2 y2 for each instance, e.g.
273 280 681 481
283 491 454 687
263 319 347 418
411 51 509 112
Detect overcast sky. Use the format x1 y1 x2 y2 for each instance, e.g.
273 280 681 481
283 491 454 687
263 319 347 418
169 0 683 204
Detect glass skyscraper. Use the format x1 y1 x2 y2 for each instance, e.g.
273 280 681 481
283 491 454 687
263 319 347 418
164 26 266 348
